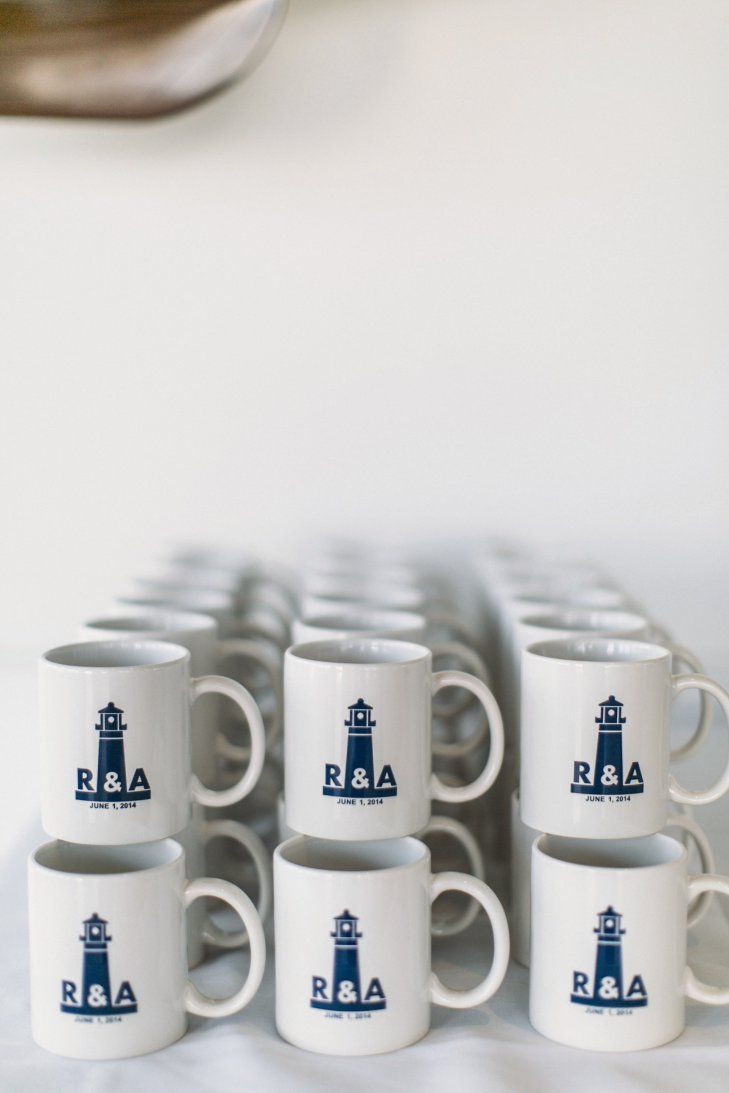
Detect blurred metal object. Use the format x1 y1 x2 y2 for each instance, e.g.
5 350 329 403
0 0 287 119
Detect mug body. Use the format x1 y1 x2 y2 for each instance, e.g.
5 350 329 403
78 612 219 785
530 833 687 1050
284 640 432 840
40 641 193 844
28 840 188 1059
520 638 672 838
274 836 431 1055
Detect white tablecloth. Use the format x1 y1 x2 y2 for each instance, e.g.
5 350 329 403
3 654 729 1092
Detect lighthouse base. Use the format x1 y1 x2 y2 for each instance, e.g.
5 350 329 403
61 1001 138 1016
570 994 647 1008
75 790 151 802
310 999 387 1012
570 784 643 795
322 787 398 799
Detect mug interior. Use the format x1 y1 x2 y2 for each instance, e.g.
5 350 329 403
277 835 427 873
287 638 430 666
537 832 685 870
526 636 668 664
33 838 182 876
43 639 189 669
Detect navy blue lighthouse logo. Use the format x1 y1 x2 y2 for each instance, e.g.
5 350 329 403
571 696 644 796
61 914 138 1016
323 699 397 799
76 703 151 803
311 910 386 1012
571 906 648 1008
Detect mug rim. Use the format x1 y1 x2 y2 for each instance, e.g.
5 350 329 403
275 834 428 875
286 637 431 667
30 838 184 879
115 588 234 613
505 586 627 610
41 639 191 671
524 635 670 665
80 609 218 640
304 586 427 610
534 832 687 873
518 608 647 634
134 570 240 595
294 608 426 636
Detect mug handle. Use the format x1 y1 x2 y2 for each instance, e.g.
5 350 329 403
668 674 729 806
685 874 729 1004
183 876 266 1018
189 675 265 809
215 638 283 751
424 816 485 938
431 640 490 756
235 611 290 653
430 671 504 804
649 631 711 763
428 608 486 721
429 871 510 1008
662 812 715 927
200 818 273 949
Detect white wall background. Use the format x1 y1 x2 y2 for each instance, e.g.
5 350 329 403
2 0 728 654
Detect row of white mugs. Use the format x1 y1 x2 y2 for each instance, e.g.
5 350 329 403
38 625 729 846
29 542 729 1059
29 816 729 1059
30 545 495 1061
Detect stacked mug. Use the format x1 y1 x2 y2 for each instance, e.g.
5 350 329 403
476 543 729 1053
274 545 512 1055
28 556 285 1059
26 536 729 1061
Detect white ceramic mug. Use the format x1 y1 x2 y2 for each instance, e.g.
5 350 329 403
274 836 510 1055
78 610 283 770
491 579 630 699
28 839 266 1059
164 549 298 627
291 609 489 756
520 637 729 839
530 832 729 1051
177 805 272 968
512 608 709 762
284 639 504 841
298 582 480 654
509 789 715 968
276 792 484 938
114 588 238 636
40 640 265 844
